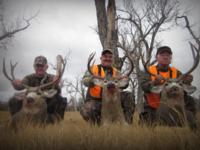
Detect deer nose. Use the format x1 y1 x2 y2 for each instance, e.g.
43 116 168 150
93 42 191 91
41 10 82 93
171 86 179 91
27 97 34 103
107 83 115 89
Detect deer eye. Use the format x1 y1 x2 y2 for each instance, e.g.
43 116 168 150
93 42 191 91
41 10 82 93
35 91 41 95
104 80 108 83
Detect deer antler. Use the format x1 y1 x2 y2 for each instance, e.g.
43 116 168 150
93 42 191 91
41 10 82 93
178 42 200 81
3 58 18 82
87 52 96 76
123 53 134 77
176 15 200 81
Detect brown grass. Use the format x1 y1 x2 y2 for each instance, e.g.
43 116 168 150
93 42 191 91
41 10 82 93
0 111 200 150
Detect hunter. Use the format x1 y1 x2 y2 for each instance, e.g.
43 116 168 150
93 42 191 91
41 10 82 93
80 49 135 125
9 55 67 122
139 46 196 124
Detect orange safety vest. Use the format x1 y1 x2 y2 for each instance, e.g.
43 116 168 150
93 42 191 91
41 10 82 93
146 65 177 109
89 65 117 99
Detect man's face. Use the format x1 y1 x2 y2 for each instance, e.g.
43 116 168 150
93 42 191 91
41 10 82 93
34 64 48 77
100 53 113 67
156 52 172 65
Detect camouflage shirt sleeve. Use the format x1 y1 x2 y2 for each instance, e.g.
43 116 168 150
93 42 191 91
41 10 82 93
21 75 30 86
82 70 94 87
13 75 30 91
116 70 129 89
139 71 152 93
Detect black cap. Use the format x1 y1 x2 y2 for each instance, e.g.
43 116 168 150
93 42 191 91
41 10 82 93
101 49 113 56
156 46 172 55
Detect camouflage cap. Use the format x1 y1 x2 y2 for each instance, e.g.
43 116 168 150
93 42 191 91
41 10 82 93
34 55 47 65
101 49 113 56
156 46 172 55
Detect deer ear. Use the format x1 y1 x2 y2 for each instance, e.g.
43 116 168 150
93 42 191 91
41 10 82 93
118 78 129 88
183 84 196 94
14 91 26 101
42 89 57 98
150 85 164 94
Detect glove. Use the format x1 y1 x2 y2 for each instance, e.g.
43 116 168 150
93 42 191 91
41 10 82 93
182 74 193 85
153 75 165 85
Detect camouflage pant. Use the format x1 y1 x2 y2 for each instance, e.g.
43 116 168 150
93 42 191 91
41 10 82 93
80 100 102 125
8 93 24 116
121 91 135 124
139 94 197 125
46 94 67 119
8 93 67 119
80 91 135 125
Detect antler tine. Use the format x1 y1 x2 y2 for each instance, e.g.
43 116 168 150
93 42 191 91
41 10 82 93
3 58 13 81
124 53 134 77
61 57 66 77
10 60 18 80
37 78 60 89
3 58 31 89
22 83 30 89
176 16 200 46
87 52 96 75
178 42 200 80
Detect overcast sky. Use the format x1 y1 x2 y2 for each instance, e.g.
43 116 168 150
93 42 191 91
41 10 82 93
0 0 200 100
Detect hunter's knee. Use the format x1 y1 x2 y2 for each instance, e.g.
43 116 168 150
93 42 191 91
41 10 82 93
80 102 93 121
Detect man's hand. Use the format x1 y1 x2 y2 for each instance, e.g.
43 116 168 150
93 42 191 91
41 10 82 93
182 74 193 85
89 76 103 87
118 75 128 80
152 75 165 85
12 79 22 88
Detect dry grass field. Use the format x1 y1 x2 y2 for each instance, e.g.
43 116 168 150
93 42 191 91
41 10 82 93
0 111 200 150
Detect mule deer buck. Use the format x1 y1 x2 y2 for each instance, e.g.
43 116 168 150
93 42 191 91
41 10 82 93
87 52 134 125
143 43 199 129
3 55 65 130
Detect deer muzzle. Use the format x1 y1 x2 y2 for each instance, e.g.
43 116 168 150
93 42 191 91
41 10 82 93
27 97 34 104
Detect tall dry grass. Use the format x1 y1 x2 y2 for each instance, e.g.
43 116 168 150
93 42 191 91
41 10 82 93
0 111 200 150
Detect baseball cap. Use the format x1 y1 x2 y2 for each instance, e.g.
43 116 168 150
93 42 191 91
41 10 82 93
101 49 113 55
156 46 172 55
34 55 47 66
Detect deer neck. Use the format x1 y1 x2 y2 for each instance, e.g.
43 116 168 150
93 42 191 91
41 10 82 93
160 91 185 109
102 87 121 104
